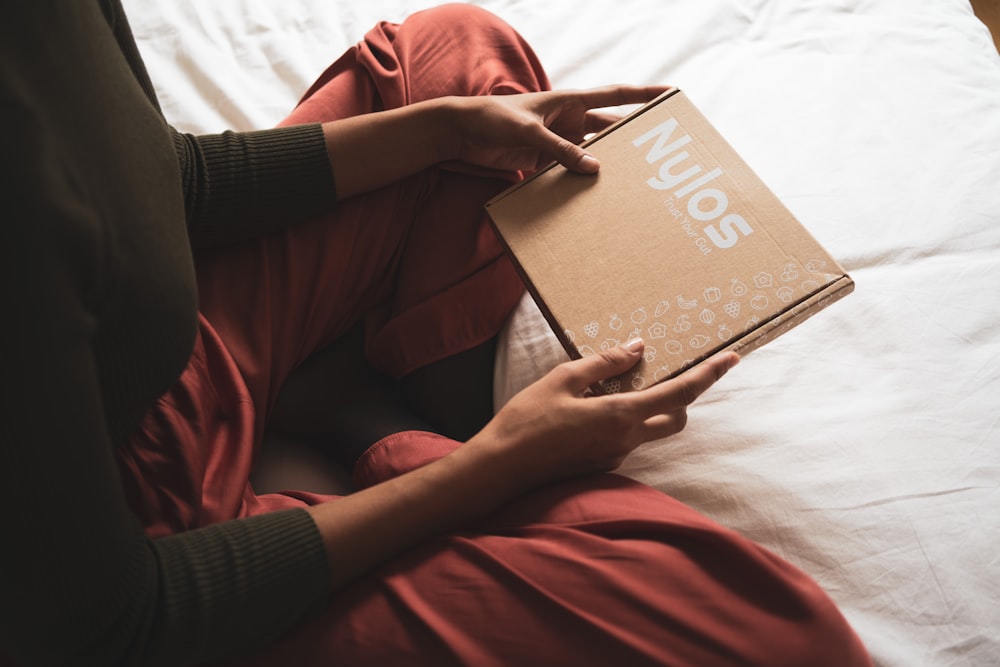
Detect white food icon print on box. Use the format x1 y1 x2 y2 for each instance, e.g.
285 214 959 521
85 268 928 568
560 256 845 389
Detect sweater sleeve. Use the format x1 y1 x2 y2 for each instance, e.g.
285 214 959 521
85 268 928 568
107 0 339 249
0 183 332 667
173 124 339 249
0 4 333 663
0 112 332 667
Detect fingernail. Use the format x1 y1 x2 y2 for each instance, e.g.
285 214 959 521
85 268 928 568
622 337 644 353
579 154 600 172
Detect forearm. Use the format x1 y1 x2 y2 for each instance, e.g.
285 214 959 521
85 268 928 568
304 343 738 591
322 97 459 200
306 436 513 590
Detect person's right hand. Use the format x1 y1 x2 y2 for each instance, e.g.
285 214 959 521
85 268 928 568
466 339 739 495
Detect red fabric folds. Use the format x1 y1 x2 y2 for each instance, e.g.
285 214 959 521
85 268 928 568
218 429 871 667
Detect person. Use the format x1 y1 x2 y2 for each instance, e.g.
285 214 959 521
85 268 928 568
0 1 872 665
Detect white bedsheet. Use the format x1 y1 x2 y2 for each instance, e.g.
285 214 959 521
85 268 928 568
125 1 1000 664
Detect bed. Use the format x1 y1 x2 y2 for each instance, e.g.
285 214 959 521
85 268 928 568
124 1 1000 664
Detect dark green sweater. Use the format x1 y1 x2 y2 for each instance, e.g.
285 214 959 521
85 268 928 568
0 1 340 664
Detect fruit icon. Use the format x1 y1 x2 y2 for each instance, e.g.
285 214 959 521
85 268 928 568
722 301 741 318
673 315 692 333
631 307 648 324
643 347 657 363
583 321 600 338
564 329 576 342
655 300 671 317
609 314 623 331
631 375 647 391
603 379 622 394
676 295 698 310
699 309 716 325
730 279 748 296
805 259 827 273
776 286 794 303
600 338 620 351
750 295 769 311
718 324 733 341
703 286 722 303
664 340 683 355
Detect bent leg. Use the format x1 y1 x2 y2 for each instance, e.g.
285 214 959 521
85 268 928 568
195 4 543 446
121 6 543 533
212 432 872 667
291 4 550 117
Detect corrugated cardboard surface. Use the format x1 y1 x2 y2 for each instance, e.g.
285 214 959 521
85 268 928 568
486 89 852 392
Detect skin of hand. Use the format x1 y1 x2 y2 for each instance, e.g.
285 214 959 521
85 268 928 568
307 341 738 589
464 341 740 496
321 84 670 199
445 85 671 174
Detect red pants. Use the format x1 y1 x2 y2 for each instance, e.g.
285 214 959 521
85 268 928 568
118 5 871 666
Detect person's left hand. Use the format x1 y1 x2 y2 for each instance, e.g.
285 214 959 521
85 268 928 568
445 85 670 173
461 340 739 496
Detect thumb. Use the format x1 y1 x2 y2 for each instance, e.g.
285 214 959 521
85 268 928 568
563 339 644 392
533 125 600 173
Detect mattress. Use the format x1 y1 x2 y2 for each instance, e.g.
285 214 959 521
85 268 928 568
124 1 1000 664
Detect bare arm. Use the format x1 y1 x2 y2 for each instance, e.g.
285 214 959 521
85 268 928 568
322 85 670 199
307 342 739 590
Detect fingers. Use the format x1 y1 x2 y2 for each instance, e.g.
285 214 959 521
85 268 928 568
454 85 669 173
574 84 672 111
531 123 600 173
635 351 740 415
554 339 645 393
628 351 738 442
538 85 670 172
587 348 738 445
555 342 737 405
638 411 688 443
584 111 623 136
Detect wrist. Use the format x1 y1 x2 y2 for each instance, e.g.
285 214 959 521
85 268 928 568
320 96 463 199
426 95 465 164
449 428 544 507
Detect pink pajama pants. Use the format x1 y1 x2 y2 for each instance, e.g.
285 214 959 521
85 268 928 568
117 5 871 666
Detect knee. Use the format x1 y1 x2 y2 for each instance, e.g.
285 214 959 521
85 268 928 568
394 3 549 97
737 575 873 667
407 3 514 40
768 606 873 667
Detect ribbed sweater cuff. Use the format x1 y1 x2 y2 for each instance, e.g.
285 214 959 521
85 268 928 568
150 508 330 663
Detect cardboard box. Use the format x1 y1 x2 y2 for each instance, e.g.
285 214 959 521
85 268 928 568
485 88 853 393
